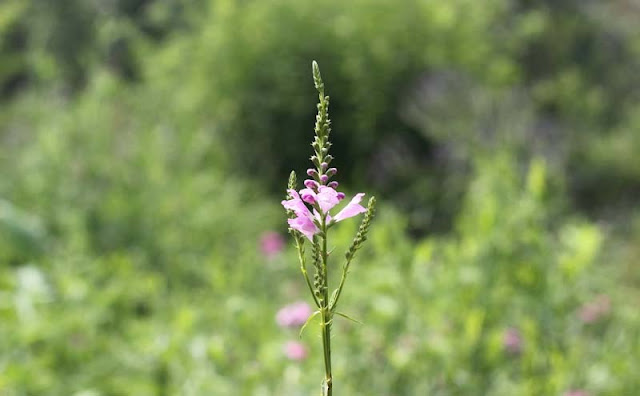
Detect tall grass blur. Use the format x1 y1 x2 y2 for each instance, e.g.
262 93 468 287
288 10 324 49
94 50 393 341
1 1 639 395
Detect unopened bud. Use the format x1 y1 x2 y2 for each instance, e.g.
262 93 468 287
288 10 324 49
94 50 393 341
304 179 319 190
307 168 318 177
337 192 346 201
328 181 339 189
326 168 337 177
320 175 329 183
302 194 316 204
320 162 328 171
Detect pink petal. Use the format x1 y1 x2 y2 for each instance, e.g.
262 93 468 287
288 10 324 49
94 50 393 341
316 186 340 213
333 193 366 222
282 189 312 218
288 216 319 241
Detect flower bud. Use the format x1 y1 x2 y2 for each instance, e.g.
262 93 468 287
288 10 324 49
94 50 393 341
302 194 316 204
320 174 329 183
320 162 328 171
337 192 346 201
304 179 319 190
328 181 339 189
326 168 337 177
306 168 318 177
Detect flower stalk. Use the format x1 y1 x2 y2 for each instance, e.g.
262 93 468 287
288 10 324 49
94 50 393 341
282 61 376 396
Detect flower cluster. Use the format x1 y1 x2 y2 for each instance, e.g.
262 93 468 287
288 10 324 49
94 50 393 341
282 173 366 241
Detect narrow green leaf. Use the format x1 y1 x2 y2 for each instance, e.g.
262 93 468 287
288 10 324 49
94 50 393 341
335 311 363 325
299 310 321 338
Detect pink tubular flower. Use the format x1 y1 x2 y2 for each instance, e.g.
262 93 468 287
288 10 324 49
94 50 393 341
314 186 341 212
282 187 366 241
276 301 313 328
288 215 319 242
282 189 320 241
332 193 367 222
284 340 308 361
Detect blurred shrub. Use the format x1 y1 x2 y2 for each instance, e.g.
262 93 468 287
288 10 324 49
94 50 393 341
0 200 46 265
0 73 286 395
0 0 202 95
4 0 640 227
145 0 515 229
3 151 638 395
336 155 639 395
140 0 640 230
0 71 278 269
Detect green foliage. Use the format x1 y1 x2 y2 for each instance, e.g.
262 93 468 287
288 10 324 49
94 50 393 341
0 0 201 94
146 0 511 199
338 157 638 395
3 110 638 393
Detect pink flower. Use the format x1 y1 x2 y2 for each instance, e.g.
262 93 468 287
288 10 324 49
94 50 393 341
287 215 320 242
282 189 311 217
282 187 366 241
260 231 285 258
282 189 320 241
563 390 589 396
276 301 313 328
284 340 308 361
579 294 611 324
502 327 522 355
299 186 340 213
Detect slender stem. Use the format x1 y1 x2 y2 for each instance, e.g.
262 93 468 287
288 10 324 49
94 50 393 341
321 307 332 396
329 256 353 312
320 217 332 396
296 237 321 308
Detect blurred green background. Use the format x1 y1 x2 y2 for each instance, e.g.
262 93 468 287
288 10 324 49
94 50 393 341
1 0 639 395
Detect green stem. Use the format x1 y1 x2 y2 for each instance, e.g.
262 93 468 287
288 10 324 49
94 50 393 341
329 256 353 312
296 237 321 308
321 307 332 396
320 217 332 396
